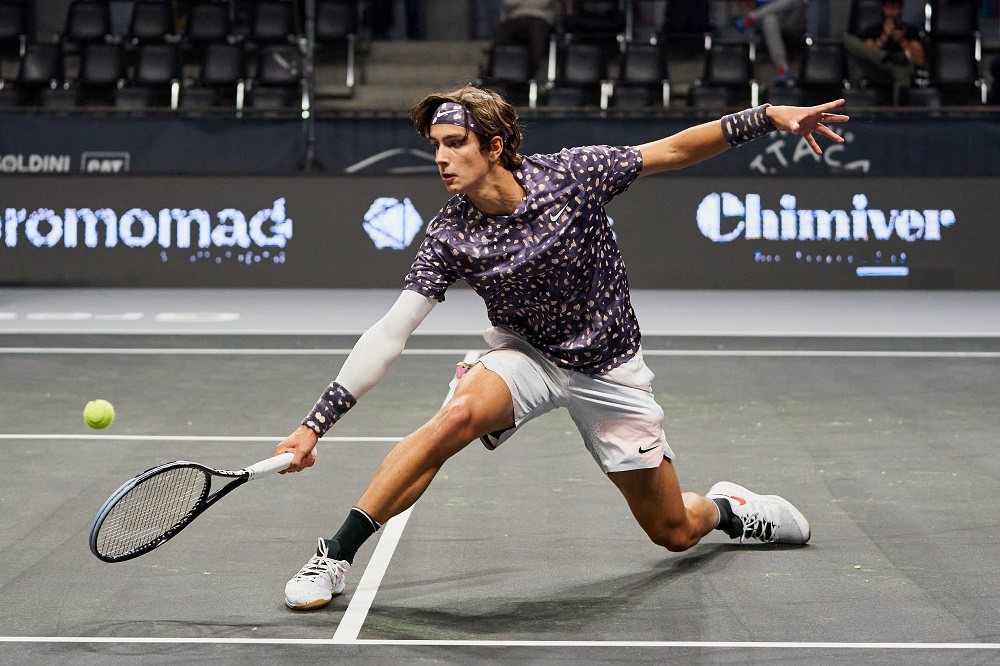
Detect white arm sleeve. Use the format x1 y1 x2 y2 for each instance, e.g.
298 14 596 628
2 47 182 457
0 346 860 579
334 290 437 399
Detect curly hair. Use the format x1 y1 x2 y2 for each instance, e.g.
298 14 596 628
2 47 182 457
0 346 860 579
410 86 524 169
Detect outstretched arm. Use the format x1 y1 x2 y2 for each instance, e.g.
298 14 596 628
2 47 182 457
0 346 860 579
276 289 437 472
638 100 849 176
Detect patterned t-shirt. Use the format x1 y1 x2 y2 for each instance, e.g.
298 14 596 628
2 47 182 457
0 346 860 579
404 145 643 375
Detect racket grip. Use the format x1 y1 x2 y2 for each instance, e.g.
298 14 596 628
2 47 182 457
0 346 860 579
246 452 295 478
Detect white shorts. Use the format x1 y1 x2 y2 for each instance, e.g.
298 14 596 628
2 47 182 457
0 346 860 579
453 327 675 474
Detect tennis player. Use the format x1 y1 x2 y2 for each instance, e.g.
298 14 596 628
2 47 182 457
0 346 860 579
277 86 848 610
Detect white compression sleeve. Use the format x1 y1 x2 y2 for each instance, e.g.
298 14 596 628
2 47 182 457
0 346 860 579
334 289 437 399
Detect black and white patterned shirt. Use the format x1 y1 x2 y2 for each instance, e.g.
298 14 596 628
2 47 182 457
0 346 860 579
404 145 643 375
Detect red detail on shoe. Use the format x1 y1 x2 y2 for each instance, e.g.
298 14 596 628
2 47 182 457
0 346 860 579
728 495 748 506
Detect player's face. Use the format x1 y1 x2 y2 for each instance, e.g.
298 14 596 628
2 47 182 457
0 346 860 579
429 124 490 194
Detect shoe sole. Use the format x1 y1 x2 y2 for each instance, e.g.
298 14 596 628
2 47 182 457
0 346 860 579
708 481 811 544
284 580 346 611
285 597 333 611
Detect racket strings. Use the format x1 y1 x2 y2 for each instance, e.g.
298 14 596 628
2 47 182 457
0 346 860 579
96 467 209 558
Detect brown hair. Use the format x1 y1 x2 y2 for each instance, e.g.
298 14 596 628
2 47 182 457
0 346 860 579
410 86 524 169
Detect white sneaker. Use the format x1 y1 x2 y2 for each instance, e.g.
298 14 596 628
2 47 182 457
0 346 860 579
284 538 350 610
707 481 811 545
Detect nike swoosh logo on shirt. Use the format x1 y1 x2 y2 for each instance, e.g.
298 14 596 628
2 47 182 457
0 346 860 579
548 203 569 221
638 445 658 454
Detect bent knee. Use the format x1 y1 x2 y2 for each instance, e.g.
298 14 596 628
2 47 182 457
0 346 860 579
429 396 488 445
649 527 698 553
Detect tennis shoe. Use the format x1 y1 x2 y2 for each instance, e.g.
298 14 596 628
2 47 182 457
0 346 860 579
707 481 810 545
284 538 350 610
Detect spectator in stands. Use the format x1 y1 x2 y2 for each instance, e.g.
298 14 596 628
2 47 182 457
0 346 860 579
843 0 926 90
734 0 808 85
493 0 563 76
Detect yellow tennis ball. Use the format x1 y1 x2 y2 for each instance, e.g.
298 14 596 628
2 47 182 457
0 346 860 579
83 399 115 429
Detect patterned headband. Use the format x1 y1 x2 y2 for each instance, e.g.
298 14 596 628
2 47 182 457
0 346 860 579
430 101 484 135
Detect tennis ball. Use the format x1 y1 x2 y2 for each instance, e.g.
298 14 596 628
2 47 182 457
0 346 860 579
83 399 115 429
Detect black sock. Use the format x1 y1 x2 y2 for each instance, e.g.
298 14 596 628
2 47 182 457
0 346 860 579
713 497 743 539
320 507 381 563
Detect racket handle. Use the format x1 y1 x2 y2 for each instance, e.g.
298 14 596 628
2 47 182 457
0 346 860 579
246 452 295 478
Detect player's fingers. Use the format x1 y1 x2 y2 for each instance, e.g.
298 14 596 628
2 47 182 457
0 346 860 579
805 132 823 155
815 124 844 143
815 98 845 112
818 113 850 123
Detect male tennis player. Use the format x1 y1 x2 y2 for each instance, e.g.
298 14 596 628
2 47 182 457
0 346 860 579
277 86 848 610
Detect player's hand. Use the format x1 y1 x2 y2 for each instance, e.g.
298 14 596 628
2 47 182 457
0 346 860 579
275 425 320 473
766 99 850 156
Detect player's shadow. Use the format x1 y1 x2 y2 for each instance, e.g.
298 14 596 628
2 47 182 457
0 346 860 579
362 543 742 639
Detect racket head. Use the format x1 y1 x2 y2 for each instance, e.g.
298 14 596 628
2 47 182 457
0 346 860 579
89 461 214 563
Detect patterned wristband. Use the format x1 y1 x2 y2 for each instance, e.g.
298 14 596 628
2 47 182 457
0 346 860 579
721 104 777 147
301 381 357 437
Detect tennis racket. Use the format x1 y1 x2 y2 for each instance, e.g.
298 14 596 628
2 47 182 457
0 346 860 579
89 452 294 563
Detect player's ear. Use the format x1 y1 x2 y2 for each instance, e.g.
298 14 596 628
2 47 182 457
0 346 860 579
489 135 504 162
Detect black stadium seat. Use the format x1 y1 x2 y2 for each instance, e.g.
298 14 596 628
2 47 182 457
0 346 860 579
63 0 113 45
116 42 181 109
184 0 231 46
314 0 358 92
128 0 176 44
250 43 305 112
182 41 246 112
481 42 538 108
613 41 670 109
250 0 299 43
78 42 126 105
545 42 610 109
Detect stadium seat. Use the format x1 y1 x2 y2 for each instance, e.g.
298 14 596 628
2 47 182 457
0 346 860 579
249 0 299 44
315 0 358 91
77 42 126 105
765 85 804 105
481 42 538 108
561 0 626 55
798 38 847 105
687 83 729 111
127 0 176 44
612 41 669 109
184 0 231 46
14 42 75 107
927 0 984 104
63 0 113 46
544 41 610 109
689 37 758 108
840 84 881 107
181 41 245 112
116 42 180 109
0 0 28 59
249 43 305 113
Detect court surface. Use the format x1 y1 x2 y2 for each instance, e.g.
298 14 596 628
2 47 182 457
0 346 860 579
1 289 998 665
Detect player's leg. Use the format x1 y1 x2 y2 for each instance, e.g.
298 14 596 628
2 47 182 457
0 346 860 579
608 460 721 552
285 363 514 610
355 361 514 522
609 461 813 552
569 354 809 553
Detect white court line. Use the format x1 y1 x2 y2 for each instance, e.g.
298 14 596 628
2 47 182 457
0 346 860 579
2 328 1000 337
0 347 464 355
1 347 998 358
331 350 480 644
641 350 1000 358
0 434 400 442
0 637 997 650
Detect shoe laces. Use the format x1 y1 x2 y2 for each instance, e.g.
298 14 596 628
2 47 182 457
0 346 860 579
739 504 779 544
291 539 344 582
